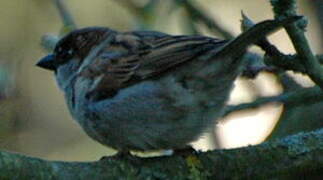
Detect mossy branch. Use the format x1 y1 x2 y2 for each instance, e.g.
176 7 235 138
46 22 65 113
0 128 322 179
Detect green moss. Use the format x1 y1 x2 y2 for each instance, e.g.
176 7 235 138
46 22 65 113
185 155 204 180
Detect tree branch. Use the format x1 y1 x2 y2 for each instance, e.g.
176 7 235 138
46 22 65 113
270 0 323 90
311 0 323 48
0 128 322 179
241 12 323 75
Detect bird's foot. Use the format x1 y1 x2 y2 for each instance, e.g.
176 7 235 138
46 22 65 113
100 151 140 164
173 146 197 157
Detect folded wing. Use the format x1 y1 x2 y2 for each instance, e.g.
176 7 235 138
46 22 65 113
81 31 226 100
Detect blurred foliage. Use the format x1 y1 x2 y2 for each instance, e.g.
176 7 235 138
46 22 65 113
0 63 17 137
0 100 16 137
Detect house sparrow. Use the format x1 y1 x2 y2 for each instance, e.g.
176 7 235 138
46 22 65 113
36 18 298 155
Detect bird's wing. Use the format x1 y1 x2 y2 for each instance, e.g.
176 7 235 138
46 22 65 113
132 33 226 79
80 31 226 100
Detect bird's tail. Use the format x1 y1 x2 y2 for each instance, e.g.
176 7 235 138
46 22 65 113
187 16 303 113
199 15 303 78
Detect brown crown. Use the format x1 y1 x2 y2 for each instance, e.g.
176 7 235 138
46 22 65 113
54 27 115 64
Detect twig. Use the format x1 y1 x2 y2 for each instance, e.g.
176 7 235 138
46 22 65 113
223 86 322 116
241 53 278 79
41 0 76 51
182 11 200 35
175 0 234 39
270 0 323 90
209 16 301 59
241 12 301 74
114 0 143 18
241 11 286 58
115 0 159 29
239 53 323 79
241 12 323 75
265 54 323 74
53 0 77 33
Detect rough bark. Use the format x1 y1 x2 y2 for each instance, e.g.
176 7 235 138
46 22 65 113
0 128 322 180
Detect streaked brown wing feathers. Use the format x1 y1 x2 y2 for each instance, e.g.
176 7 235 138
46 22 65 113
135 35 225 78
82 32 226 100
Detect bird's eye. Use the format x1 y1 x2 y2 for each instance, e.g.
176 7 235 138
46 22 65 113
58 47 62 52
67 49 73 55
53 46 75 65
59 48 74 59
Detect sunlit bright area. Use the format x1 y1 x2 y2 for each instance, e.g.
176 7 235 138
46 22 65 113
0 0 321 161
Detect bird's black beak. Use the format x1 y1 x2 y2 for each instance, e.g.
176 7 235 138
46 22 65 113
36 54 56 71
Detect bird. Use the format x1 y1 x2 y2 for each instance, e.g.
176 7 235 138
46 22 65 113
36 17 298 156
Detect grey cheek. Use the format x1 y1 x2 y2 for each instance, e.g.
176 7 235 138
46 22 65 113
55 65 75 91
55 70 67 91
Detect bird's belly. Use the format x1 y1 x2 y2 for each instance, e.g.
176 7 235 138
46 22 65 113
72 76 232 151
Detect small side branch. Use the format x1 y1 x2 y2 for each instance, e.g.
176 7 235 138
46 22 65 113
223 86 323 116
54 0 77 31
175 0 234 39
41 0 77 52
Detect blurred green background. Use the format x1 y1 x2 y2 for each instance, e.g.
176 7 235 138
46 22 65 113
0 0 321 161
